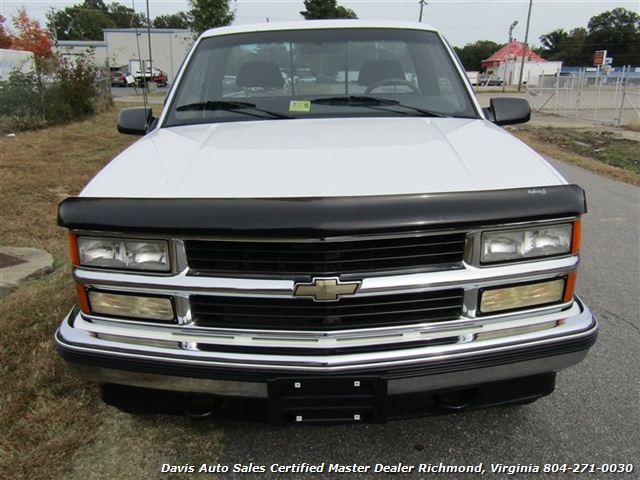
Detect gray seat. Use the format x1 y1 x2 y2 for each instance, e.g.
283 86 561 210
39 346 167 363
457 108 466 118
236 61 284 89
357 59 405 86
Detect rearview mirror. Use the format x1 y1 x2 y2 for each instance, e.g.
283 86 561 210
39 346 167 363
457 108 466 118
117 107 154 135
483 98 531 126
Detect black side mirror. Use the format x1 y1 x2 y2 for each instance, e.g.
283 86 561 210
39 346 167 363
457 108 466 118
483 97 531 126
117 107 155 135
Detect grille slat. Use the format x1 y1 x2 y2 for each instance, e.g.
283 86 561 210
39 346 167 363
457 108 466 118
192 304 462 320
191 289 464 330
185 232 465 276
187 251 462 265
187 239 464 255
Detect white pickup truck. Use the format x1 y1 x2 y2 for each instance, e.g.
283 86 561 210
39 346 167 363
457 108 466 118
55 20 597 424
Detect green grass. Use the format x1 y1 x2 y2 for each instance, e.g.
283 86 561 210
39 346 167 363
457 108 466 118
0 105 224 479
62 413 223 480
533 129 639 173
512 127 640 186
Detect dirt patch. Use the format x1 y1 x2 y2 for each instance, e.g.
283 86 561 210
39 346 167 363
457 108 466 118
510 125 640 187
528 128 638 173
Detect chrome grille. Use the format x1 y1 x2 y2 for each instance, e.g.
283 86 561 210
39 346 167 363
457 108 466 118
190 289 464 331
184 232 465 276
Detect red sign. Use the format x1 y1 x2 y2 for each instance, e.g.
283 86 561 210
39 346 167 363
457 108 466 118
593 50 607 66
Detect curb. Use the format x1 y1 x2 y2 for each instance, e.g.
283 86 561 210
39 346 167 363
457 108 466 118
0 247 54 297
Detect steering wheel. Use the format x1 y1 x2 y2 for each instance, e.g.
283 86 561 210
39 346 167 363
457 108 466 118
365 78 421 94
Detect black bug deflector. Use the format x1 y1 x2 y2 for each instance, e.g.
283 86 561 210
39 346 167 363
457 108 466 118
58 185 586 237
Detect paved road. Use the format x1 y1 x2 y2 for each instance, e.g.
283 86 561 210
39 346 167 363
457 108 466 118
207 161 639 480
111 85 168 104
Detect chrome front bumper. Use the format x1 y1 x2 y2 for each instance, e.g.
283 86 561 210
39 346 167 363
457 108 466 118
55 297 597 398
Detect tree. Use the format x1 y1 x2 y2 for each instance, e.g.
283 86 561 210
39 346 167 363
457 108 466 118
586 7 640 66
153 12 191 29
47 1 148 41
453 40 502 71
188 0 235 35
64 9 115 40
539 28 569 60
0 15 13 49
107 3 148 29
10 8 53 58
335 6 358 19
47 0 110 40
538 7 640 66
300 0 358 20
557 27 590 66
539 27 590 65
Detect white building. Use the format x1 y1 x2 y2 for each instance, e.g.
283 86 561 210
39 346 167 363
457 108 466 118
104 28 193 83
56 40 108 67
0 49 35 80
481 42 562 87
56 28 193 84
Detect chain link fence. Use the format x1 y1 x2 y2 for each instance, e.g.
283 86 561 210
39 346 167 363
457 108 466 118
525 67 640 126
0 54 112 132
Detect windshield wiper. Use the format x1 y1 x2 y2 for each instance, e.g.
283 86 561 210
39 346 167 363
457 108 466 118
176 100 255 111
310 95 446 118
175 100 292 119
311 96 399 106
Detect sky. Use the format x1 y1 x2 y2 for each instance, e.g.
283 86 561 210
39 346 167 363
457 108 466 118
1 0 637 48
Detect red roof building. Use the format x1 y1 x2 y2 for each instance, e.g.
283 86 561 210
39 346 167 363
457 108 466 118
481 42 546 69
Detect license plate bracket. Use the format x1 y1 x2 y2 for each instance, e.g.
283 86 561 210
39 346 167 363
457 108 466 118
267 376 387 425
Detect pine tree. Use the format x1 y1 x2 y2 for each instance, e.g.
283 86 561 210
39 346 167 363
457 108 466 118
300 0 358 20
189 0 235 35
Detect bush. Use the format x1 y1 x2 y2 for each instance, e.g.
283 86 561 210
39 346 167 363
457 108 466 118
0 52 113 132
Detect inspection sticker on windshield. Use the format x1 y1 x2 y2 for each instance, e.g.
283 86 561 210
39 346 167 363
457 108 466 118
289 101 311 112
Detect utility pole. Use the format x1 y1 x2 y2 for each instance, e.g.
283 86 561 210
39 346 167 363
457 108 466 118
503 20 518 91
418 1 428 23
49 7 58 44
517 0 533 92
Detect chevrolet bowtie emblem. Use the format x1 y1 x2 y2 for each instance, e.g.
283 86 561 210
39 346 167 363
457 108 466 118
293 278 361 302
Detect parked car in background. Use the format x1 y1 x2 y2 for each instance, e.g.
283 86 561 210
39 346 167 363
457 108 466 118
477 73 503 86
134 67 168 87
111 71 129 87
316 73 336 83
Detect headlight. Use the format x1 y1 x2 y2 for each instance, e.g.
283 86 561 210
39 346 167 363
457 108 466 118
479 278 566 314
481 224 573 263
76 236 170 272
88 291 174 321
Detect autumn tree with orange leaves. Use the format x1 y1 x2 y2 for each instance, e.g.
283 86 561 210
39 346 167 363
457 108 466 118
9 7 53 58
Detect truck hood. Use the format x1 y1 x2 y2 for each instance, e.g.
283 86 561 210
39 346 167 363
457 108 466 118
81 117 565 198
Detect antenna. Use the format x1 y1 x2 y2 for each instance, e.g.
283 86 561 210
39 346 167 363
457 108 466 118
132 0 149 117
418 1 428 22
146 0 154 85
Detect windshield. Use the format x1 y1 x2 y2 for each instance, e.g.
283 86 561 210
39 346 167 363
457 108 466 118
164 27 478 127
